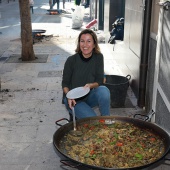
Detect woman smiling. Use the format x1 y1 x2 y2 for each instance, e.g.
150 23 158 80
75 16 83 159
62 29 110 119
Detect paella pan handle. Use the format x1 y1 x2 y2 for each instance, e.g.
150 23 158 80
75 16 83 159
55 118 69 126
126 74 131 80
133 114 149 121
60 160 81 168
134 110 155 122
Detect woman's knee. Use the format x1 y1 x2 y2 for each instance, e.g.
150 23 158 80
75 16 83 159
74 102 97 119
97 86 110 99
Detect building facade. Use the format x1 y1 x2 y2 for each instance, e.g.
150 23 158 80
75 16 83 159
96 0 170 134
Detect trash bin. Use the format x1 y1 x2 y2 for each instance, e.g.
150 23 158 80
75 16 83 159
104 75 131 108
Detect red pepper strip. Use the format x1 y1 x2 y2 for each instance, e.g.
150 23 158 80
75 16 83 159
83 124 88 128
90 126 95 130
150 137 156 142
99 119 105 123
90 150 95 155
116 142 123 146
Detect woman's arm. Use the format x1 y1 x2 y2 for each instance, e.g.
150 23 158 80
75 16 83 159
95 53 104 86
63 87 76 109
62 56 75 89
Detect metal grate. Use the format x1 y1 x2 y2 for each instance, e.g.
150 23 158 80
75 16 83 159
0 57 8 62
38 70 62 77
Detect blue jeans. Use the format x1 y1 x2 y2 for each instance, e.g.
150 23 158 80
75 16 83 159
63 86 110 119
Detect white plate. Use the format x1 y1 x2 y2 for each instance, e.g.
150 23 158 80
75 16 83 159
66 87 90 99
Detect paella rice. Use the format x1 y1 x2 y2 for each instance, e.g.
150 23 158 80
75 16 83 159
60 120 165 168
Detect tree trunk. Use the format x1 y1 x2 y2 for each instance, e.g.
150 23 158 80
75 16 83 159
18 0 35 61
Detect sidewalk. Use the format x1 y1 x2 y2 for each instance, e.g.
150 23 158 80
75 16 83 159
0 1 146 170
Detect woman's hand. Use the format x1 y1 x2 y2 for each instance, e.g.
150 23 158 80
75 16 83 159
84 83 91 89
84 82 99 89
68 98 76 109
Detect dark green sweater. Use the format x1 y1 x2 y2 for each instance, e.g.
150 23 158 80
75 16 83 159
62 53 104 90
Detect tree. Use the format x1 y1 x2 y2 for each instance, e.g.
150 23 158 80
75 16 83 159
18 0 35 61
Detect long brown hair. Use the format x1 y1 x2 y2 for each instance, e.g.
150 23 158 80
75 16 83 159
75 29 101 54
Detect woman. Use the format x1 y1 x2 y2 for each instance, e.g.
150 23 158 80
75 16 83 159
62 29 110 119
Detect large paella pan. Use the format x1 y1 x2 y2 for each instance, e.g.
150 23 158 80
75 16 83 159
53 116 170 169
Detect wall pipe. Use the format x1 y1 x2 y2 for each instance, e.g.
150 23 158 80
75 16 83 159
95 0 97 19
137 0 153 107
